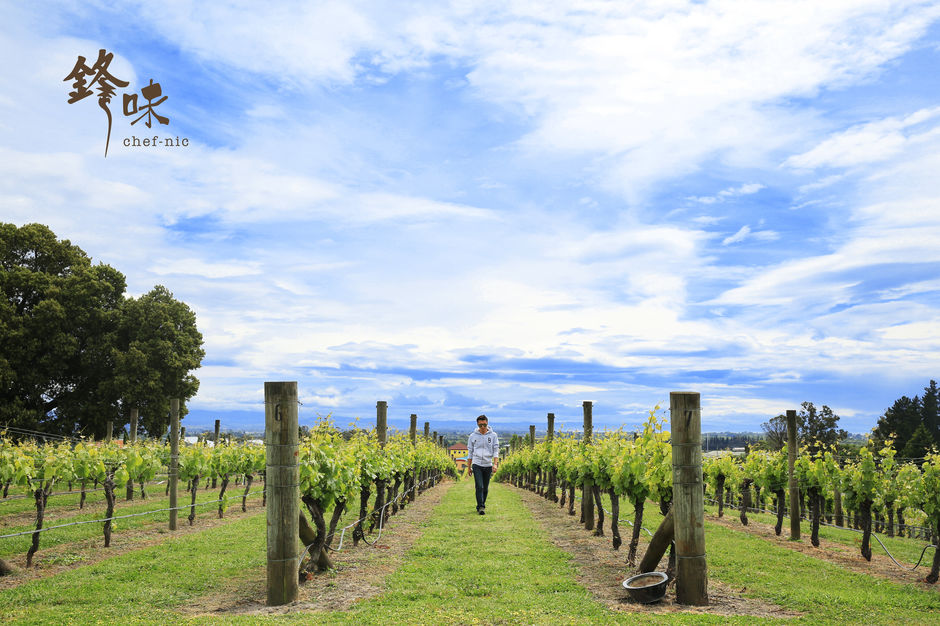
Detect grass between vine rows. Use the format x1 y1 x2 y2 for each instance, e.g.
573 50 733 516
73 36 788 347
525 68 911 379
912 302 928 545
0 479 938 624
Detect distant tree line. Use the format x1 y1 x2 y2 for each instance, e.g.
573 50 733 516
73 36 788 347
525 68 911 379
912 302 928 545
0 223 204 439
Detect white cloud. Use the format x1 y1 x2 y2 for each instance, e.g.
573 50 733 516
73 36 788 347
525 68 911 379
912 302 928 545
722 225 779 246
150 258 262 279
784 107 940 169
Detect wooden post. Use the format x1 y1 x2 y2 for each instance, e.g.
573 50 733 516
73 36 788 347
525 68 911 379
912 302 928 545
787 409 800 540
377 402 387 447
582 401 595 531
439 434 444 447
409 414 418 501
212 419 222 488
547 412 556 501
424 422 430 440
265 381 300 606
169 398 180 531
433 431 438 446
670 391 708 605
129 407 138 443
106 420 113 443
529 424 537 491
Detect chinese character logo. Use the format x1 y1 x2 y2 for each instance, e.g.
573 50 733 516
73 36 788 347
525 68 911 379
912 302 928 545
64 49 170 157
123 79 169 128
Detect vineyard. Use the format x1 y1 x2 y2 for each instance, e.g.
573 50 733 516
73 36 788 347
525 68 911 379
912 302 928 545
0 418 455 578
1 404 939 624
495 406 940 584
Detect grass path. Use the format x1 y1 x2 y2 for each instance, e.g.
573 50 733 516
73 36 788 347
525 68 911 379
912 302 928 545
259 480 746 625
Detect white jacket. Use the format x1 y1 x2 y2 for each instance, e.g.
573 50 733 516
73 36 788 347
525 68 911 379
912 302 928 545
467 427 499 467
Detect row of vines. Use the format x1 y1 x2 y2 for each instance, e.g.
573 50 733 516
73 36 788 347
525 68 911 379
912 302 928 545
0 419 456 576
494 407 940 583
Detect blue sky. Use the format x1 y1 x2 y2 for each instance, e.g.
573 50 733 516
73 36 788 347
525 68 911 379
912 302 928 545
3 1 940 434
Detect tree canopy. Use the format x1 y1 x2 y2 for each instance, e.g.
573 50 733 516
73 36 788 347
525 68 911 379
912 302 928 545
759 401 847 452
0 223 204 438
871 380 940 456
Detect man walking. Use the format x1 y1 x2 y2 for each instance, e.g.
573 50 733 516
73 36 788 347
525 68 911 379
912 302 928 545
467 414 499 515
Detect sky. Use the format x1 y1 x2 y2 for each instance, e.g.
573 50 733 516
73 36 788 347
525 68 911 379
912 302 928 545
2 1 940 435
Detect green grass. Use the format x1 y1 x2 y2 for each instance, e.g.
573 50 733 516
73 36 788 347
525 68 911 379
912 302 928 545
0 511 267 624
703 501 938 567
705 521 940 624
0 480 938 625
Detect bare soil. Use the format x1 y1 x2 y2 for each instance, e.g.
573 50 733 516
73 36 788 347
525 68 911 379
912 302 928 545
182 479 454 617
514 486 803 619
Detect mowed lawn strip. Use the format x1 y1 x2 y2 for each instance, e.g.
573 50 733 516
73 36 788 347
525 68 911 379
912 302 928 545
255 480 751 625
703 501 937 567
551 489 939 625
0 510 267 625
704 520 940 625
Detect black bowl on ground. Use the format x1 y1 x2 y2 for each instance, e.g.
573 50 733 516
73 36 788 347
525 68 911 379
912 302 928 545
622 571 669 603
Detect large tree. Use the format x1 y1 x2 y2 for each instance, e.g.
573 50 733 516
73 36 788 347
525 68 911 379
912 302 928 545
110 285 204 436
1 223 204 438
871 380 940 454
0 223 125 434
798 402 847 453
760 402 847 452
760 414 787 450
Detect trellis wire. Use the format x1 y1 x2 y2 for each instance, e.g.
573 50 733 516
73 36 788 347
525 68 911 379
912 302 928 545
0 489 265 540
703 496 938 572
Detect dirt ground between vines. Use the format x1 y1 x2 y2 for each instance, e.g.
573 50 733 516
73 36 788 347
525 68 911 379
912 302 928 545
183 479 454 617
706 511 940 590
0 496 266 591
514 486 803 619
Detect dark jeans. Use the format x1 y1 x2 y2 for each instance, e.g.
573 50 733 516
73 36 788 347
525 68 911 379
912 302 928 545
472 464 493 510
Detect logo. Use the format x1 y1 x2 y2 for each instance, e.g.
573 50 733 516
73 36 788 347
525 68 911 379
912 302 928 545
64 49 186 157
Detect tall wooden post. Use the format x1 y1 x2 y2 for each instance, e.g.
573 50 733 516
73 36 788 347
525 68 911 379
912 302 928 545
671 391 708 605
433 431 438 446
106 420 113 443
125 406 140 500
529 425 537 491
409 414 418 501
424 422 430 440
547 412 556 501
787 409 800 540
377 401 387 447
439 434 444 447
129 407 138 443
265 382 299 606
211 418 222 488
169 398 180 531
582 401 595 531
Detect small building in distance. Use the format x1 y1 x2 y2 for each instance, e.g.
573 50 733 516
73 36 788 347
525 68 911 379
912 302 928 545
447 442 468 461
449 441 499 474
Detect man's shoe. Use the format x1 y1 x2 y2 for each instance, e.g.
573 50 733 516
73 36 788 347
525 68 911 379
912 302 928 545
478 508 485 515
